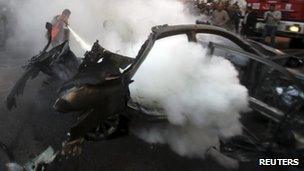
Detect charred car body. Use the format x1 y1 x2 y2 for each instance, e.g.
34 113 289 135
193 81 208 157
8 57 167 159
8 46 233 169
5 24 304 168
6 23 80 110
55 24 304 163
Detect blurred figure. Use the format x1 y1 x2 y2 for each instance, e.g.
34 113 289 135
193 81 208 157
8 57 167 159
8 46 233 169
224 0 230 10
262 4 281 46
211 3 230 27
227 2 241 32
231 4 242 33
50 9 71 47
205 3 214 16
242 6 257 37
196 3 213 24
197 1 206 14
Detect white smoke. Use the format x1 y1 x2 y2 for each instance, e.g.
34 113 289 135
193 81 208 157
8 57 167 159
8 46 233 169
130 37 248 158
2 0 195 56
1 0 249 158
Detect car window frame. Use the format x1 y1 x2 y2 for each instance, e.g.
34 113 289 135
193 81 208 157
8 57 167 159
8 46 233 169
208 43 304 122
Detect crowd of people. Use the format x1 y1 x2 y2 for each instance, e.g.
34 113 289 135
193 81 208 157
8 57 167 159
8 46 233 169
197 1 242 33
193 0 282 46
195 1 243 33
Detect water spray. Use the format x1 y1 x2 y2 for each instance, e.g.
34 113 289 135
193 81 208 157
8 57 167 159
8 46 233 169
67 25 92 51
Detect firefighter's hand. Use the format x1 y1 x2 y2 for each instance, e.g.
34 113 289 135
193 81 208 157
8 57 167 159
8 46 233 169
62 20 69 27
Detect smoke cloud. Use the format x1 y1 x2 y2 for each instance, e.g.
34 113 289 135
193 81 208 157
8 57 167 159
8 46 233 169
130 37 248 158
2 0 195 56
1 0 248 159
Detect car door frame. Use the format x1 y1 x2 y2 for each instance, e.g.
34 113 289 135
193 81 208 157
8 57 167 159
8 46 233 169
207 42 304 122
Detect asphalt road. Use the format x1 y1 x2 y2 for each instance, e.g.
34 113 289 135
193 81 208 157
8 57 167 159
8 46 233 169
0 46 301 171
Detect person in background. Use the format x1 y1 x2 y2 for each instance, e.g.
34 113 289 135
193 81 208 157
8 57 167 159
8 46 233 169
211 3 230 28
224 0 230 10
227 2 242 33
232 4 242 33
242 6 257 37
262 4 281 46
205 3 213 16
226 2 234 30
196 2 213 25
51 9 71 47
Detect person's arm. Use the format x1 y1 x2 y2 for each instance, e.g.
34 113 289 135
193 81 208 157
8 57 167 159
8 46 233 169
242 13 246 25
274 11 282 21
210 11 215 25
62 20 70 41
264 11 269 21
63 27 70 41
211 11 215 20
223 11 230 25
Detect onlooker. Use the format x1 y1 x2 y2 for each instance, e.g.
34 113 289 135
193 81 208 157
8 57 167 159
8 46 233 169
229 3 242 33
262 4 281 46
211 3 230 27
204 3 213 16
242 6 257 37
233 4 242 33
196 3 213 25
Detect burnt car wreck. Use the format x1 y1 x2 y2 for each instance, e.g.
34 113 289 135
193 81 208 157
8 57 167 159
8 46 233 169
6 23 80 110
4 24 304 170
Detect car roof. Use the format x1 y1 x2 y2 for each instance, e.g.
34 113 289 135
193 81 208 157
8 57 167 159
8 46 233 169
122 24 304 91
123 24 259 79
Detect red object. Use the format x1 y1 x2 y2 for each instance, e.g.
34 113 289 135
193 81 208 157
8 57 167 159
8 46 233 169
51 26 59 40
51 21 62 41
246 0 304 22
